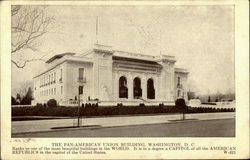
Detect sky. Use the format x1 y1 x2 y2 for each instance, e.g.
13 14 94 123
11 5 235 96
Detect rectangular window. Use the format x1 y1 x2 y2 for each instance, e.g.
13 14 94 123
54 88 56 95
79 86 83 95
49 75 50 85
177 77 180 85
60 69 63 81
54 72 56 83
50 73 54 83
79 68 84 79
61 86 63 95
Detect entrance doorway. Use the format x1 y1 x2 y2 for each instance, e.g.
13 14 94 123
147 78 155 99
133 77 142 99
119 76 128 98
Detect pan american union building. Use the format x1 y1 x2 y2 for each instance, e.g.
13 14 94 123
32 44 189 106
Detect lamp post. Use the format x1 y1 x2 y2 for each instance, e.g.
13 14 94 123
77 91 80 127
77 85 83 127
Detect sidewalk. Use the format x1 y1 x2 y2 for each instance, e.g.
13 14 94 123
12 112 235 134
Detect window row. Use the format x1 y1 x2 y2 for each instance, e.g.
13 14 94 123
39 72 56 88
39 69 63 88
39 86 63 97
119 76 155 99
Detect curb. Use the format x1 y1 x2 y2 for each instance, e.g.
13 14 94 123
12 112 235 121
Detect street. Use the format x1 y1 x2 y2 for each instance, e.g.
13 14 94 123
13 118 235 137
12 112 235 134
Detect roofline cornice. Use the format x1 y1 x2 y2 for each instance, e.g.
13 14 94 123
33 56 93 79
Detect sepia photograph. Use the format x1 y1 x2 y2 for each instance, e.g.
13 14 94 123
10 4 236 138
1 0 249 159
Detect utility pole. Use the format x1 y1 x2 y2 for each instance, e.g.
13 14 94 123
77 85 83 127
77 90 80 127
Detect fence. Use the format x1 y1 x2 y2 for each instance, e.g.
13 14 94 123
12 105 33 108
201 101 235 109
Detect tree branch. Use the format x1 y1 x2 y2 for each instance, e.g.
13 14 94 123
11 6 54 65
11 6 21 16
11 58 46 68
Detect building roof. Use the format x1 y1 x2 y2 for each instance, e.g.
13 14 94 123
46 44 176 64
34 55 93 79
36 44 186 79
46 52 76 63
175 67 189 74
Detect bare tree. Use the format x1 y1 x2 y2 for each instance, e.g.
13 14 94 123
12 80 33 98
11 5 54 68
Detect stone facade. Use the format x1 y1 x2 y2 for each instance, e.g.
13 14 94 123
32 44 188 106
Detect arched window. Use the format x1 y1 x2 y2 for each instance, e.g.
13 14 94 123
133 77 142 99
119 76 128 98
147 78 155 99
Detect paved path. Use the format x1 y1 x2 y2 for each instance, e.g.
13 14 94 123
12 112 235 134
13 119 235 137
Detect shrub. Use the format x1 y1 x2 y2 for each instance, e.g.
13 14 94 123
36 103 43 107
175 98 186 107
11 102 235 118
47 99 57 107
175 98 188 113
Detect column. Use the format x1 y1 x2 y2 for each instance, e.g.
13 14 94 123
113 72 119 101
158 73 164 100
128 74 133 100
169 64 175 101
62 63 68 104
142 75 147 100
155 75 159 100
